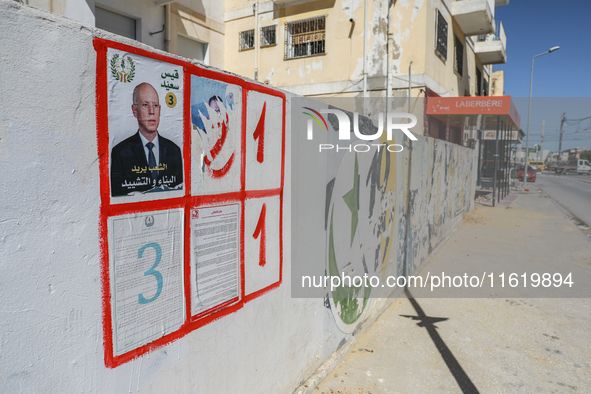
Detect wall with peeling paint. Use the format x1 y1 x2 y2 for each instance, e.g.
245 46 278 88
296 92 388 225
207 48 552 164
406 136 477 273
291 100 477 347
224 0 500 109
225 0 389 91
0 2 476 393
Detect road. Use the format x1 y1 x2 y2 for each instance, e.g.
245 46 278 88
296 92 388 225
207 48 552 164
535 171 591 226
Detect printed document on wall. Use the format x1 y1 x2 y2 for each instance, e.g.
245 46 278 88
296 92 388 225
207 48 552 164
109 209 185 356
191 204 240 317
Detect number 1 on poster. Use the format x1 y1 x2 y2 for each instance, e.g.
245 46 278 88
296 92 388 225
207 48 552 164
253 102 266 163
252 204 267 267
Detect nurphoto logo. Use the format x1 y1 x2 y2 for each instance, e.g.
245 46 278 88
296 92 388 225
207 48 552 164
302 107 418 153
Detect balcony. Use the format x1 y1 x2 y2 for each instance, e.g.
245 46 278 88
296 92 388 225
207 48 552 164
451 0 494 36
273 0 319 6
474 21 507 64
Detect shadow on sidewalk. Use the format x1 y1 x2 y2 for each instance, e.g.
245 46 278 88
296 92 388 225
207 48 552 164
401 289 480 394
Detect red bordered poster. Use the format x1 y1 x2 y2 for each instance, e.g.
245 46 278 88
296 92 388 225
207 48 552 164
94 38 285 368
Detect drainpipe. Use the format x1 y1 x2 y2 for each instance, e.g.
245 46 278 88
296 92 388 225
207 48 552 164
408 61 412 113
386 2 392 113
254 2 259 81
492 116 500 207
164 4 171 52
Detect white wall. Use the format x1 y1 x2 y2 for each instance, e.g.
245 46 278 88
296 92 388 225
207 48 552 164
0 3 301 392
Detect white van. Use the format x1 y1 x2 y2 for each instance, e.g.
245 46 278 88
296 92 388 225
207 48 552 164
577 159 591 175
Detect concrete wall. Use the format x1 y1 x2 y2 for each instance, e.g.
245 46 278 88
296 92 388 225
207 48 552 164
291 99 477 330
0 2 476 393
491 69 504 96
406 137 477 273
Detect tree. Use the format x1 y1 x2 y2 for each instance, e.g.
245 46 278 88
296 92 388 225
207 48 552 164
581 151 591 161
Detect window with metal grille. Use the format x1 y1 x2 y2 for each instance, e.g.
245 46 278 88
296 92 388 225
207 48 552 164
454 36 463 76
261 25 277 47
239 29 255 51
483 78 489 96
285 16 326 60
435 10 447 60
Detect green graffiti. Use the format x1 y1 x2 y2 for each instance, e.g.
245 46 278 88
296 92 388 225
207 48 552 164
328 205 371 326
342 154 360 246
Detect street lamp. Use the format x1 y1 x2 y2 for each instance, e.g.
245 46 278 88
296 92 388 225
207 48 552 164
523 46 560 188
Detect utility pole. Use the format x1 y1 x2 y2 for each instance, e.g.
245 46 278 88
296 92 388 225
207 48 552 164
540 118 545 161
558 113 565 163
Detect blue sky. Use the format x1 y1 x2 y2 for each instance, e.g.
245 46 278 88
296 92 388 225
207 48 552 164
494 1 591 151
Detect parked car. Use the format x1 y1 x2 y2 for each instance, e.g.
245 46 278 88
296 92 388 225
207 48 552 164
516 165 536 182
528 161 546 172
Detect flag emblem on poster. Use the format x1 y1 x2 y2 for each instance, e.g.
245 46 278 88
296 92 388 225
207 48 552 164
110 54 136 83
144 215 155 227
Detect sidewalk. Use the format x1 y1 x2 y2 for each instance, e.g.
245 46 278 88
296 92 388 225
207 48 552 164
310 190 591 393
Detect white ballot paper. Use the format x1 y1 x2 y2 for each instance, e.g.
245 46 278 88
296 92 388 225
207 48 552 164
191 204 240 317
110 209 184 356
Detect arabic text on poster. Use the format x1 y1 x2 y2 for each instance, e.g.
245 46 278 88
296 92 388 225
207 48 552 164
191 204 240 317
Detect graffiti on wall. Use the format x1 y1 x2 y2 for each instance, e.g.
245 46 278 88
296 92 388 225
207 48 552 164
316 108 476 333
94 38 285 368
191 77 241 190
406 138 475 274
325 144 400 332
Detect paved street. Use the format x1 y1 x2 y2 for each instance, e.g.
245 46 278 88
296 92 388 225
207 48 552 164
536 172 591 227
308 190 591 394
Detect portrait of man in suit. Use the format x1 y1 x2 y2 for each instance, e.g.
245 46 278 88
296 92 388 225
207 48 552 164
110 82 183 196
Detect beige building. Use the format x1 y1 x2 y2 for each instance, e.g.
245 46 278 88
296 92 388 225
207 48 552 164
24 0 509 145
23 0 225 69
224 0 508 143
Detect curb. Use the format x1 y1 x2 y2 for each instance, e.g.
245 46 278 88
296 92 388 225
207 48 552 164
292 336 359 394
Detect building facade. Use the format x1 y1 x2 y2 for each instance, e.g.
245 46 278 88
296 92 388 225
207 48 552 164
224 0 509 144
23 0 509 146
23 0 225 68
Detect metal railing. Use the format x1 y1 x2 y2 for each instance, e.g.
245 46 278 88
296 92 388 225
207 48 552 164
261 25 277 47
476 21 505 45
239 29 255 51
284 16 326 60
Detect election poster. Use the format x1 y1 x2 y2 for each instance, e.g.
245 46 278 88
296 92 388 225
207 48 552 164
109 209 185 356
107 48 184 202
190 76 242 195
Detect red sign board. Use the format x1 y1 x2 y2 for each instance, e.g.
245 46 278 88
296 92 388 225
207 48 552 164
426 96 521 129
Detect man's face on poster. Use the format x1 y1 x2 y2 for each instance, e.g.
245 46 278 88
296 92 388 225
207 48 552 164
132 84 161 136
